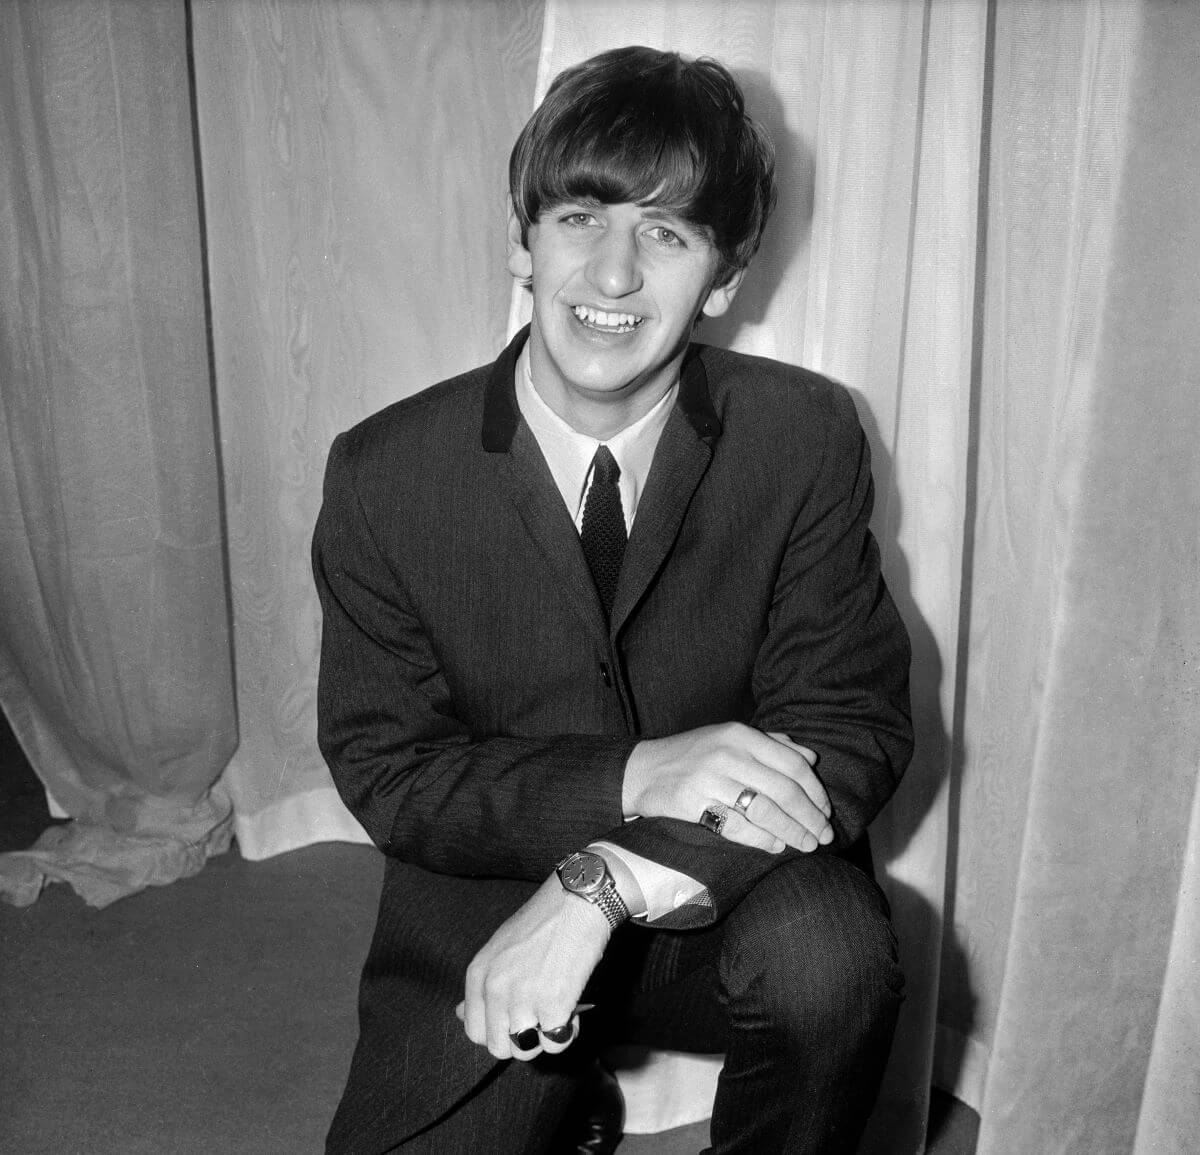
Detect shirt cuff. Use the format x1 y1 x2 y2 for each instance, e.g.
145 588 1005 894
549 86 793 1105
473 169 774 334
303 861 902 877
589 841 708 923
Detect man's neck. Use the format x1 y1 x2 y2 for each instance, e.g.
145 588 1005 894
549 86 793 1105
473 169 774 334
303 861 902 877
521 348 678 441
534 383 674 441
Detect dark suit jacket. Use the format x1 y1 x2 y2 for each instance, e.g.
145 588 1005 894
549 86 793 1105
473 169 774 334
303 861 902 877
312 326 911 1149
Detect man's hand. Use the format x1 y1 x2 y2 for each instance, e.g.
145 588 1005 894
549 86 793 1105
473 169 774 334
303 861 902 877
456 873 610 1061
623 723 833 853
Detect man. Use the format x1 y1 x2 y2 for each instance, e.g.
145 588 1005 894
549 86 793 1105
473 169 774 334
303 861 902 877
313 46 911 1155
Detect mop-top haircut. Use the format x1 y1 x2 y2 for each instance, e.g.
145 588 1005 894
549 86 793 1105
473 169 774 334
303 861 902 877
509 46 777 287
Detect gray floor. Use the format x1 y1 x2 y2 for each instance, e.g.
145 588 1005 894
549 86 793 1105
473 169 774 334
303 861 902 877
1 843 380 1154
0 841 977 1155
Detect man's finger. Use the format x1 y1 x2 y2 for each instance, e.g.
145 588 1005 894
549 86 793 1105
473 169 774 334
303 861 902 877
751 773 832 846
462 968 488 1047
766 732 818 766
758 734 832 818
741 791 828 852
722 760 831 844
483 980 518 1058
705 807 783 853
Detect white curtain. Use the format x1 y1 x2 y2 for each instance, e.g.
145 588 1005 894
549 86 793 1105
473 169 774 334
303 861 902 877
0 0 235 908
189 0 545 856
3 1 1196 1150
959 5 1199 1151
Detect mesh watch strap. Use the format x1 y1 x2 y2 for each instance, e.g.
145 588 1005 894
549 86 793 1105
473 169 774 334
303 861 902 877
593 882 629 930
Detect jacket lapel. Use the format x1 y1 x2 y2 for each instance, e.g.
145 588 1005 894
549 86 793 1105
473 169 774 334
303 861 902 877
482 328 610 646
502 425 611 645
610 347 721 634
481 331 722 643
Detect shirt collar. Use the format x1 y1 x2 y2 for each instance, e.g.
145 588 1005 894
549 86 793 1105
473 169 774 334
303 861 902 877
481 325 722 452
515 343 677 526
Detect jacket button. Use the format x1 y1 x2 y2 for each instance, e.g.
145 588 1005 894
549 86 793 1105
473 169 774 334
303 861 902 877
599 662 612 687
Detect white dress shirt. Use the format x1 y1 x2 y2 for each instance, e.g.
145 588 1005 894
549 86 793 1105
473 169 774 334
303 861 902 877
515 346 707 922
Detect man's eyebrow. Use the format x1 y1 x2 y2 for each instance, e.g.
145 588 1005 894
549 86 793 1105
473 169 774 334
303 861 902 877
639 207 711 241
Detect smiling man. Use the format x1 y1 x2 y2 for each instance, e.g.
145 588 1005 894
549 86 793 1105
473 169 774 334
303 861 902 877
513 198 741 437
313 47 911 1155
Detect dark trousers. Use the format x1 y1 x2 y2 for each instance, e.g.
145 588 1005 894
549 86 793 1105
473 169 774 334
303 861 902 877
356 852 902 1155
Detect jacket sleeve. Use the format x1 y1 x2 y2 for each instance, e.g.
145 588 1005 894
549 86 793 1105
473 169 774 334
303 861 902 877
312 432 635 882
598 390 913 927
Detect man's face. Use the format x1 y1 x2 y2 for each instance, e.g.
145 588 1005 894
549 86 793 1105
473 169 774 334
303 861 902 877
508 200 742 424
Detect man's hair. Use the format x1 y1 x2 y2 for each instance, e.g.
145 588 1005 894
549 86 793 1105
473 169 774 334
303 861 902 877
509 46 777 287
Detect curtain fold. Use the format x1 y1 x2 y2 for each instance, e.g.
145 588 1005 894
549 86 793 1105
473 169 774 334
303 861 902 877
0 0 235 907
189 0 545 858
936 0 1145 1113
965 4 1200 1150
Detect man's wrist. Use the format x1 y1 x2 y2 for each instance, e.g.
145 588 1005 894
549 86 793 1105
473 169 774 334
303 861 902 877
559 886 616 940
587 844 647 919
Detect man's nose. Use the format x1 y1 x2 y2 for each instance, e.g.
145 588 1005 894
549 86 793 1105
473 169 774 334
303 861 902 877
586 230 643 298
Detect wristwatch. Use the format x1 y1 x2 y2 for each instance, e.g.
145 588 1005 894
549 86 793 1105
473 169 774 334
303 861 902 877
556 850 630 930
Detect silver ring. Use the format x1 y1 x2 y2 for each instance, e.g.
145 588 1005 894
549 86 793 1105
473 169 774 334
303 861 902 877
734 787 758 814
700 804 729 835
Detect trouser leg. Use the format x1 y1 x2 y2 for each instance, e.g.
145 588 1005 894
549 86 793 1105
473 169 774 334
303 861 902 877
384 1047 593 1155
595 853 904 1155
711 854 903 1154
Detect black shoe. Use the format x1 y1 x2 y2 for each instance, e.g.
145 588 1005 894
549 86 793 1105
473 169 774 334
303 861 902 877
557 1060 624 1154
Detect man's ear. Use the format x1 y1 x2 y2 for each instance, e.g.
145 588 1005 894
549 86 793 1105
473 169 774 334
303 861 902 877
701 267 746 319
506 207 533 283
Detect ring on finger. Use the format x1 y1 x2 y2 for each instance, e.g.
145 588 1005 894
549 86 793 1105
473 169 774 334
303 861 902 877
733 787 758 814
540 1020 577 1045
509 1027 540 1052
700 804 729 835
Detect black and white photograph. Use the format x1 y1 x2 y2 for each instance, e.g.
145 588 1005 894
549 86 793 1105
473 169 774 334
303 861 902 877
1 3 1196 1153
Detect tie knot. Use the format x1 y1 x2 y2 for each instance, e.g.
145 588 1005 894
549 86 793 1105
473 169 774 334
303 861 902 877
592 445 620 486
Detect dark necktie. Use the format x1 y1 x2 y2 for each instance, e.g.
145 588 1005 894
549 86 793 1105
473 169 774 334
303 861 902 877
580 446 627 618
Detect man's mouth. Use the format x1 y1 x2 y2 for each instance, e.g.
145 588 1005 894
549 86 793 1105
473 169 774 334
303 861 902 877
571 305 645 333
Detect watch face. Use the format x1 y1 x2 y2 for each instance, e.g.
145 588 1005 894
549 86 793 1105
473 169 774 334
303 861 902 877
562 852 606 896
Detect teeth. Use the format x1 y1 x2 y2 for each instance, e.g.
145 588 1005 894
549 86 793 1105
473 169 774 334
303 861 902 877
572 305 643 330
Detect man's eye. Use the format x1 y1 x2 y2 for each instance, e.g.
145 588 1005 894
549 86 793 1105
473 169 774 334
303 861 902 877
650 226 684 247
563 212 595 227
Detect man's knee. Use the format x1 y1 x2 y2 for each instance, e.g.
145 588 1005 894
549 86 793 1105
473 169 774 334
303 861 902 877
719 854 904 1041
